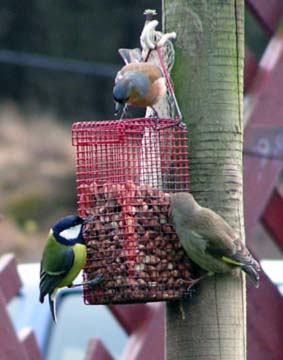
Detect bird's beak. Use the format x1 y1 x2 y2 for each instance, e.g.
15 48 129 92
83 216 93 224
114 101 123 116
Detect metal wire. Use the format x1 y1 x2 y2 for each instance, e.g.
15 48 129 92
72 118 192 305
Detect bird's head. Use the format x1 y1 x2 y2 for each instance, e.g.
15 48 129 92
113 70 150 114
52 215 85 246
170 192 202 218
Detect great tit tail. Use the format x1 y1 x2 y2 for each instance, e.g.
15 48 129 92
49 292 57 323
39 292 44 303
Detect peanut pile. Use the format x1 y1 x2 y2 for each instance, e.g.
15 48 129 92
80 181 192 304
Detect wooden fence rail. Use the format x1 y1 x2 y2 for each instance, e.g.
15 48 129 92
0 254 42 360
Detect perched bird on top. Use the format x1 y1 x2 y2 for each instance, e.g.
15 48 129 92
170 192 260 287
113 14 177 119
113 61 166 118
39 215 102 322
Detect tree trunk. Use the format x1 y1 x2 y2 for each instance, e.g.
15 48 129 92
163 1 246 359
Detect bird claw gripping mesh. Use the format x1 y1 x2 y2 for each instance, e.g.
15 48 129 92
72 118 193 305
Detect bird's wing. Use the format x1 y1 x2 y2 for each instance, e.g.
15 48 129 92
192 208 237 255
221 238 261 270
39 247 74 303
197 209 260 270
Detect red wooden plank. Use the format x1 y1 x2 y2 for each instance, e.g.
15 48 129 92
246 0 283 35
244 23 283 127
244 54 283 243
120 303 164 360
244 125 283 160
241 18 283 360
0 291 28 360
247 274 283 360
247 56 283 128
244 48 258 93
244 155 282 248
84 339 113 360
19 328 42 360
261 189 283 250
0 254 22 304
109 304 150 334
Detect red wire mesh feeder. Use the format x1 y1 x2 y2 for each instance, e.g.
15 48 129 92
72 118 193 305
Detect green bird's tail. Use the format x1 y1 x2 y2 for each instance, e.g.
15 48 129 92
222 239 261 288
49 292 57 323
242 265 260 288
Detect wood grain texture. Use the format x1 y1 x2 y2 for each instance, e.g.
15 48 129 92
163 0 246 359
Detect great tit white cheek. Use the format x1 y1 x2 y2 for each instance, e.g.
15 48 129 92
59 224 82 240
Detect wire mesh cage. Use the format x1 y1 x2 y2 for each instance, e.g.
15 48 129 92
72 118 193 304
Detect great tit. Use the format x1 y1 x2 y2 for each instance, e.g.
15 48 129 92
170 192 260 287
39 215 96 322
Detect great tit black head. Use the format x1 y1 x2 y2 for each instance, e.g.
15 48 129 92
52 215 85 246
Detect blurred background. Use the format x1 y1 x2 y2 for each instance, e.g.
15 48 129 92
0 0 162 261
0 1 278 264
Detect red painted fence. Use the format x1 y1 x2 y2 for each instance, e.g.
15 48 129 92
0 254 42 360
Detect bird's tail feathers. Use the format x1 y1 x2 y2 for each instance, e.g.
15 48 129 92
39 293 44 303
49 291 58 323
243 265 260 288
229 239 261 287
118 48 142 64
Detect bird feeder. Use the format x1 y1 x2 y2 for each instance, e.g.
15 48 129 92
72 118 193 305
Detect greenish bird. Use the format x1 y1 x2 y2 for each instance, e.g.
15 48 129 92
39 215 92 322
170 192 260 287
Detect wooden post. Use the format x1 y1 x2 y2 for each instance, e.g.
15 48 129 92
162 1 246 359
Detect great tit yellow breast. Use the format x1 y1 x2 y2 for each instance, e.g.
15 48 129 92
58 243 86 288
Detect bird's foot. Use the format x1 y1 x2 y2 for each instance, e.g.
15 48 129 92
185 273 210 293
184 285 196 299
86 273 104 288
120 105 128 120
148 107 160 127
114 103 128 120
69 273 104 289
150 107 160 119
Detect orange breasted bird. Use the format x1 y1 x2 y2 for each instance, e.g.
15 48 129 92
113 62 166 117
170 192 260 287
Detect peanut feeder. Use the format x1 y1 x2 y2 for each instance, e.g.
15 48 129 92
72 118 193 304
